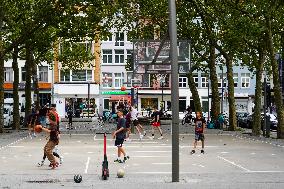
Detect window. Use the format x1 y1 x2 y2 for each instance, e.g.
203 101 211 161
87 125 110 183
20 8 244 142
102 72 112 88
127 50 132 62
241 73 250 88
218 73 227 88
193 73 199 87
126 72 133 87
72 70 86 81
115 50 125 63
102 50 112 64
201 74 208 88
38 66 48 82
87 70 93 81
21 67 26 82
60 70 70 82
4 67 13 82
179 77 187 88
114 73 124 88
233 73 238 88
115 32 124 46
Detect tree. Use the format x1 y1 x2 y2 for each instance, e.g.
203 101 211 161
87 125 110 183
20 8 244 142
12 46 20 130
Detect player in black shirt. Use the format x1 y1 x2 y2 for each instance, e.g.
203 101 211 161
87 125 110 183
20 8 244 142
149 107 164 140
191 111 206 154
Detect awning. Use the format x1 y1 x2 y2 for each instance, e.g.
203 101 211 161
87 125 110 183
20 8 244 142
109 95 131 102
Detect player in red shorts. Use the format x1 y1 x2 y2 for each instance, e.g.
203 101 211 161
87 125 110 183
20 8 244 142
149 107 163 140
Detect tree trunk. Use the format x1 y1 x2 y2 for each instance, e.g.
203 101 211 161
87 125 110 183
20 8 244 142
266 18 284 139
32 59 40 111
12 46 20 130
208 44 220 121
187 71 202 112
25 45 33 117
252 46 265 136
226 57 237 131
0 7 4 133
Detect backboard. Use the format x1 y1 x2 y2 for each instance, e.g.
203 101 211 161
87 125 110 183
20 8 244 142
133 40 190 74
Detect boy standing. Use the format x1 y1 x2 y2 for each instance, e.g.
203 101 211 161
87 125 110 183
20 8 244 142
191 111 206 154
113 109 129 163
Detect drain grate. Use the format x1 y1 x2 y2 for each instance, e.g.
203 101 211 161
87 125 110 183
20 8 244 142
26 179 60 183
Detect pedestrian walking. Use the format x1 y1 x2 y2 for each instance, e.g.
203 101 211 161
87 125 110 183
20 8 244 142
149 107 163 140
113 109 129 163
130 106 146 140
67 109 73 129
191 111 206 154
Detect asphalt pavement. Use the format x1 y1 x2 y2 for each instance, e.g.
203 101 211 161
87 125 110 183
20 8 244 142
0 122 284 189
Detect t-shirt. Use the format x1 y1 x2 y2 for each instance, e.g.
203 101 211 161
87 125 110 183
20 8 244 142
116 117 126 139
130 108 138 121
152 111 160 123
195 117 206 133
50 129 59 143
39 108 48 117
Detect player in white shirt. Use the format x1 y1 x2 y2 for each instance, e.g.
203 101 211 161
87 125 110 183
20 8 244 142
130 106 146 140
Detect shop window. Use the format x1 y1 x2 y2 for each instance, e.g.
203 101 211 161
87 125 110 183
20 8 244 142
141 98 158 110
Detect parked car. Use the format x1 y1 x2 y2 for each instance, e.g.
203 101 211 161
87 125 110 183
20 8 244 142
4 106 13 128
246 113 277 130
237 112 250 128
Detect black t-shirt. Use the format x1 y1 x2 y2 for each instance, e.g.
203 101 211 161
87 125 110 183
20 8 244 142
50 129 59 143
116 118 126 139
39 108 48 117
195 117 206 133
152 111 160 123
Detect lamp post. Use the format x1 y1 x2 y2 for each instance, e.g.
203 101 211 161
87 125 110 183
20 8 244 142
87 82 90 118
169 0 179 182
160 76 166 112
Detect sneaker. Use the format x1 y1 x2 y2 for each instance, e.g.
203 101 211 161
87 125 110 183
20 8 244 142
114 159 124 163
51 162 59 169
148 136 154 140
190 150 196 155
124 138 131 142
143 131 147 136
124 156 130 162
139 134 144 140
158 136 164 140
37 161 44 167
201 150 205 154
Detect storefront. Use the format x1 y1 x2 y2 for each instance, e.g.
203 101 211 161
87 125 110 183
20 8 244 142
101 91 131 112
53 83 100 117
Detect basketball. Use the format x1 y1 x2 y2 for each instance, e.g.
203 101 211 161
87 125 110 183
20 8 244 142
74 174 82 183
117 169 125 178
34 125 42 133
121 86 126 91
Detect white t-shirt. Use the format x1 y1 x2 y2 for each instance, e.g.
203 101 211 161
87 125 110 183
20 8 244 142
130 108 138 121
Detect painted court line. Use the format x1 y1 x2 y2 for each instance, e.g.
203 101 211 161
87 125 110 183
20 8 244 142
134 151 171 153
152 163 172 165
218 156 250 172
84 157 91 174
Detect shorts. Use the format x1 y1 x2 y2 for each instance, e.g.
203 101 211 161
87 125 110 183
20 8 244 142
195 133 205 141
115 138 124 147
152 122 161 127
133 119 139 126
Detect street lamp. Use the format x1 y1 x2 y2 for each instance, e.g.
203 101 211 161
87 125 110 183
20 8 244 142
159 75 166 112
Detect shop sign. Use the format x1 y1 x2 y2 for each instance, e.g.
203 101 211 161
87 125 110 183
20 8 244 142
101 91 130 95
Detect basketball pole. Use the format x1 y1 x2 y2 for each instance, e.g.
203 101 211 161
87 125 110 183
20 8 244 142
169 0 179 182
